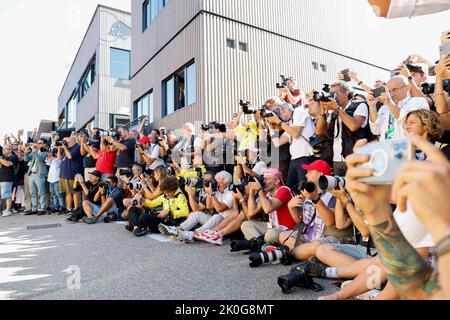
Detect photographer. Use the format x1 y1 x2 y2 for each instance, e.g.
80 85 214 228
136 134 165 172
0 144 19 217
129 176 189 237
25 139 49 215
316 81 372 176
172 123 203 169
201 122 227 175
58 136 84 214
434 54 450 139
45 147 65 214
277 76 302 107
120 163 144 199
67 171 102 222
158 172 217 241
89 136 116 180
266 103 316 188
239 168 295 244
83 175 124 224
78 131 98 179
103 126 137 181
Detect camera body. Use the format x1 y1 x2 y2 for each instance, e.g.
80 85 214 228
356 138 414 185
277 262 323 294
372 87 386 98
299 181 316 194
204 179 218 192
240 100 258 115
119 168 132 177
312 91 337 103
55 141 67 147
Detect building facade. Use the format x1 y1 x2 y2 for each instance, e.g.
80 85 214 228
58 5 132 132
131 0 394 131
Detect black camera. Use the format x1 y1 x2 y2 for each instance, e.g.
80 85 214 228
276 74 290 89
201 124 210 132
372 87 386 98
203 179 218 192
312 91 337 103
98 181 107 189
277 262 324 294
260 107 282 120
55 141 67 147
229 181 247 194
240 100 258 115
254 175 266 189
230 235 265 253
299 181 316 193
135 143 144 149
179 177 203 189
119 168 132 177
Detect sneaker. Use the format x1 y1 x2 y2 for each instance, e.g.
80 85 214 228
11 208 18 214
84 217 98 225
125 225 134 233
37 210 47 216
24 210 37 216
158 224 179 237
2 210 13 217
178 230 195 243
355 289 382 300
66 216 79 223
203 233 223 246
133 227 148 238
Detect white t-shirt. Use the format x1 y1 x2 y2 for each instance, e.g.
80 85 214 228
282 107 315 160
394 202 435 249
214 189 234 218
45 158 61 184
252 161 269 176
144 144 165 170
301 192 335 242
332 101 369 162
369 104 390 141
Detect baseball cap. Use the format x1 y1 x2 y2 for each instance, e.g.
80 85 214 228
263 168 284 181
89 170 102 179
138 136 151 144
301 160 332 176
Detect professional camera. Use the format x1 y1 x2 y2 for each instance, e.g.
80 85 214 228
254 175 266 189
276 74 290 89
129 182 143 190
259 107 283 120
277 262 324 294
100 130 121 140
98 181 106 188
119 168 133 177
229 181 247 194
239 100 258 115
248 245 292 268
55 141 67 147
312 91 337 103
201 124 210 132
318 175 346 191
422 80 450 95
230 235 265 253
355 138 414 185
203 179 218 192
179 177 203 189
298 181 316 193
372 87 386 98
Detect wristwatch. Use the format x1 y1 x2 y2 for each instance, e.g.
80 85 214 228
435 233 450 260
312 194 323 204
358 81 363 86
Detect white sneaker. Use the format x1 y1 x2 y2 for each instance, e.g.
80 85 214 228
355 289 382 300
178 231 195 243
2 210 13 217
158 224 179 237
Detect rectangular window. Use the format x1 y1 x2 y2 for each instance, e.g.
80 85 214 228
66 91 77 128
110 48 130 79
162 61 195 117
78 55 96 102
320 64 327 72
142 0 170 31
239 42 248 52
312 62 319 70
134 91 154 124
226 38 236 49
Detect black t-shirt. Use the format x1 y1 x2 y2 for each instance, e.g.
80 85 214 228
83 154 97 168
114 138 136 169
109 187 124 212
0 154 19 182
74 181 101 205
441 130 450 144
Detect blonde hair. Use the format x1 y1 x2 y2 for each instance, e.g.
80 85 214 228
405 110 444 142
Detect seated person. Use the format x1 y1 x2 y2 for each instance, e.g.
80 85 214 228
127 176 189 237
83 176 124 224
158 171 235 245
67 170 102 222
239 168 295 245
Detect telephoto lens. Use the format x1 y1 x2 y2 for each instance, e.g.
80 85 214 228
248 246 291 268
318 175 346 191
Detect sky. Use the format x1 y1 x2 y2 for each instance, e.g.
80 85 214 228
0 0 449 139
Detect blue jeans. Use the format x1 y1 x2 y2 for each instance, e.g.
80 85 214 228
49 182 65 210
29 174 47 211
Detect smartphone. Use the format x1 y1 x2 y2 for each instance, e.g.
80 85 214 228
341 69 351 82
439 41 450 58
390 69 399 78
371 87 386 98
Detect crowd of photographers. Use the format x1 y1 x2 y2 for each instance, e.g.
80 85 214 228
1 32 450 299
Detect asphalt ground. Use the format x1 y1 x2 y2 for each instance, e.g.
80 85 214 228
0 214 336 300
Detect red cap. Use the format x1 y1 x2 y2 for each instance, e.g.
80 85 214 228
138 136 151 144
301 160 332 176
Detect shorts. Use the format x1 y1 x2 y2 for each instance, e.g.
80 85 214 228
331 244 377 260
92 204 119 218
59 179 75 194
0 182 13 199
289 231 343 247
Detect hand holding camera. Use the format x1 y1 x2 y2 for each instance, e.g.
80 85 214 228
288 195 304 209
248 180 262 192
328 183 348 204
319 98 338 111
434 54 450 79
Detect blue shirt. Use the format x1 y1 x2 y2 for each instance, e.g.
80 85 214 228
60 144 84 180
